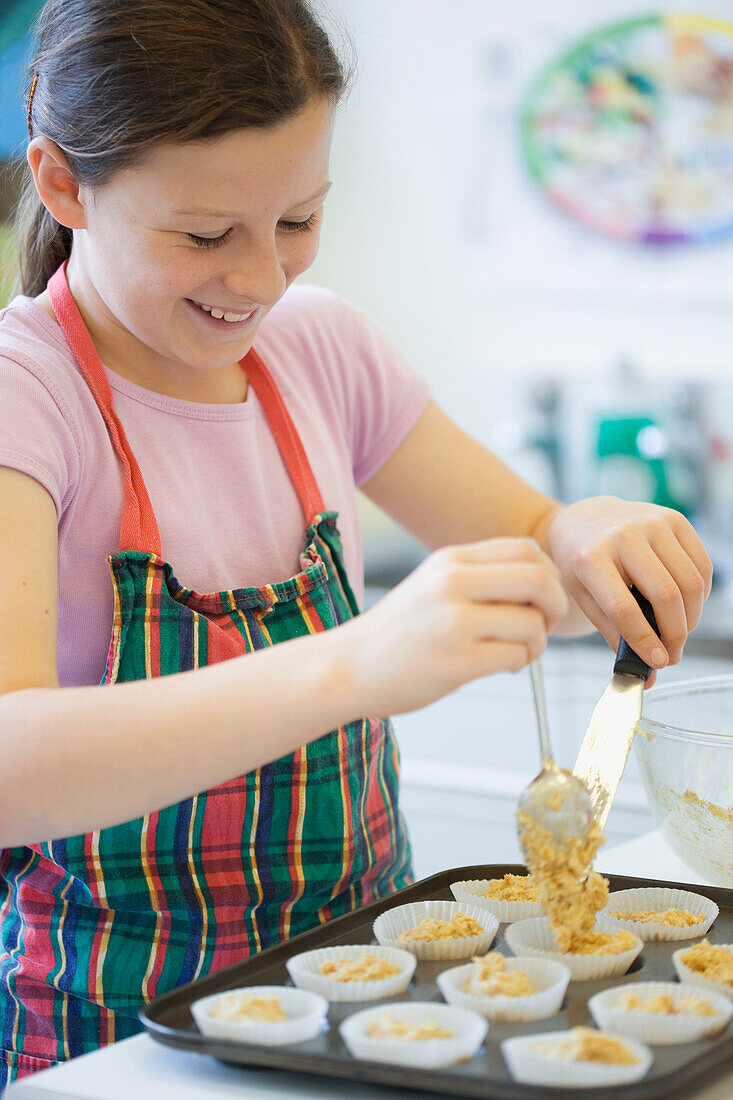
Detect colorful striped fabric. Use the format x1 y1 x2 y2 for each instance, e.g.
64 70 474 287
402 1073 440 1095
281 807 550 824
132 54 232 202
0 263 412 1089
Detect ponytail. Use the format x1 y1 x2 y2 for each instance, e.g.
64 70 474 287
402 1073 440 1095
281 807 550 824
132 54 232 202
15 168 72 297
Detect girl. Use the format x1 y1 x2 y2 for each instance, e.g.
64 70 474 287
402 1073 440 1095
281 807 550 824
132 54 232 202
0 0 711 1087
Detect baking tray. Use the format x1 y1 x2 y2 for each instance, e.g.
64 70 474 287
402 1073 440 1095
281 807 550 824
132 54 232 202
140 865 733 1098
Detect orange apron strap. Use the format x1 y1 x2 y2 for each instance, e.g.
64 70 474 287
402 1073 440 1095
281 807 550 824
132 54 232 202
242 347 325 522
48 262 163 556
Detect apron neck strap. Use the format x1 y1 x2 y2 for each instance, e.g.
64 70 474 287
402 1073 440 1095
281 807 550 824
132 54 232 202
48 262 163 556
47 262 325 554
240 346 325 523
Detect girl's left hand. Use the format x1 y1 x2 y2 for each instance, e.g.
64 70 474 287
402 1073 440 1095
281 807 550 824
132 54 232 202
546 497 713 681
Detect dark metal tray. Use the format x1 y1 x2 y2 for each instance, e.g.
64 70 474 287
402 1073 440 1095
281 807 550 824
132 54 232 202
140 865 733 1098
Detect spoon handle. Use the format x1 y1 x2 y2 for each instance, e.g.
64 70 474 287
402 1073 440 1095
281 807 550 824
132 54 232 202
529 658 554 769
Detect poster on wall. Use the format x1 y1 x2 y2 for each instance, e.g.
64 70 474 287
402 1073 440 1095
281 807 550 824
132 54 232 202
521 14 733 245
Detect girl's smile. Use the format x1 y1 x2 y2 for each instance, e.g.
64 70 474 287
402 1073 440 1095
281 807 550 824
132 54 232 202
186 298 261 329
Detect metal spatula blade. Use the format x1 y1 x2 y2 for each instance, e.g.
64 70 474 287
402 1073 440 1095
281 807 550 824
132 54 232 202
572 586 659 828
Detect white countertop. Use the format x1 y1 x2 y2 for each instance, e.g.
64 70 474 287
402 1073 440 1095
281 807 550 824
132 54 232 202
7 829 731 1100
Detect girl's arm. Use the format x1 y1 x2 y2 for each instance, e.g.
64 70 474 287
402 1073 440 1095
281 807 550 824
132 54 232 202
0 466 568 848
360 400 713 673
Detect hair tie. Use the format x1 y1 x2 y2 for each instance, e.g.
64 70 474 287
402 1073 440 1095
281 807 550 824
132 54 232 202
27 72 38 139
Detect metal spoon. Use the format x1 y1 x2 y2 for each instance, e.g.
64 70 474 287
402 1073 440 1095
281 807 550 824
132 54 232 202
517 657 594 847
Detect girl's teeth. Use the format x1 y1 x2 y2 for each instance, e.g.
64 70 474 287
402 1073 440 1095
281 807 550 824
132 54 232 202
195 301 252 323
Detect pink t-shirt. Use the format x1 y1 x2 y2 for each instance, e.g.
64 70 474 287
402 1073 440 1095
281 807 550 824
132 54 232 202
0 284 431 687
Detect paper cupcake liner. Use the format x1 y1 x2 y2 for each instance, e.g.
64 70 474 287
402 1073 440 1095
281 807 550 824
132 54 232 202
504 917 643 980
501 1030 653 1088
436 956 570 1022
449 879 542 924
339 1001 487 1069
285 945 416 1002
373 900 499 961
190 985 328 1046
588 981 733 1044
673 942 733 1001
601 887 719 942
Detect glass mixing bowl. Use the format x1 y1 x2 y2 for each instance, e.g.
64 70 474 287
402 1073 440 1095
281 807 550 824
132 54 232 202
634 676 733 886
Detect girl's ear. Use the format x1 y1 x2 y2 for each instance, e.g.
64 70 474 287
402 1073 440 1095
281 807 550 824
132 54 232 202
26 137 87 230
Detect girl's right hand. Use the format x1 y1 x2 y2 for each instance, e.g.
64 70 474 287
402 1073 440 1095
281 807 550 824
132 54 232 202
340 538 569 717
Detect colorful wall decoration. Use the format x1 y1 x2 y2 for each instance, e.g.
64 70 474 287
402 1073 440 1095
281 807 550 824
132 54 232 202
521 14 733 245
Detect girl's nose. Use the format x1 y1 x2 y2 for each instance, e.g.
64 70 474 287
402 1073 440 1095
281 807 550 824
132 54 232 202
223 239 287 308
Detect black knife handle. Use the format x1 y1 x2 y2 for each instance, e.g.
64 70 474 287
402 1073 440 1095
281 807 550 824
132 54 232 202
613 586 659 681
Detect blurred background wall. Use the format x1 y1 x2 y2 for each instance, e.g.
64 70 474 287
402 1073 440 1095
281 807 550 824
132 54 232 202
304 0 733 590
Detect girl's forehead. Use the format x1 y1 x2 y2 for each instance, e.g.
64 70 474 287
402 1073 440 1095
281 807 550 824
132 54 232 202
118 98 334 214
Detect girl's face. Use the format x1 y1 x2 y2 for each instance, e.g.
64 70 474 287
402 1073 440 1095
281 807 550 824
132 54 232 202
66 95 334 393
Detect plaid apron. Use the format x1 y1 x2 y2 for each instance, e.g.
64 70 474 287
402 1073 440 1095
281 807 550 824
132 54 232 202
0 261 412 1088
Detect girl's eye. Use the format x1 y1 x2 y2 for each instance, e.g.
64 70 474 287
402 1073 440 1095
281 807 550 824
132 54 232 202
186 212 318 248
187 229 233 249
278 213 318 234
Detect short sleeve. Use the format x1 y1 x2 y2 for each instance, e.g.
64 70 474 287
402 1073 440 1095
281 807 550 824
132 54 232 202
0 353 81 518
333 298 432 486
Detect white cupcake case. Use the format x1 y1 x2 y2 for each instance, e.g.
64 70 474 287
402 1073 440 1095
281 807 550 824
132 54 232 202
285 944 416 1002
373 900 499 961
504 916 643 980
589 980 732 1044
436 955 570 1022
501 1029 653 1088
602 887 719 942
190 985 328 1046
449 877 542 923
673 942 733 1001
339 1001 487 1069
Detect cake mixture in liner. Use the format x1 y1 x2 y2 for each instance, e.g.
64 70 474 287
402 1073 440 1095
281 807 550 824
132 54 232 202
516 811 609 951
373 900 499 961
589 980 732 1044
673 939 733 1000
339 1001 487 1069
505 916 643 980
601 886 719 942
450 875 542 923
436 953 570 1022
285 944 416 1002
501 1028 653 1088
190 985 328 1046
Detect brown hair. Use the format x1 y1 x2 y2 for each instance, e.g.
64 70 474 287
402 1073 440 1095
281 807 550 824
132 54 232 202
15 0 352 297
